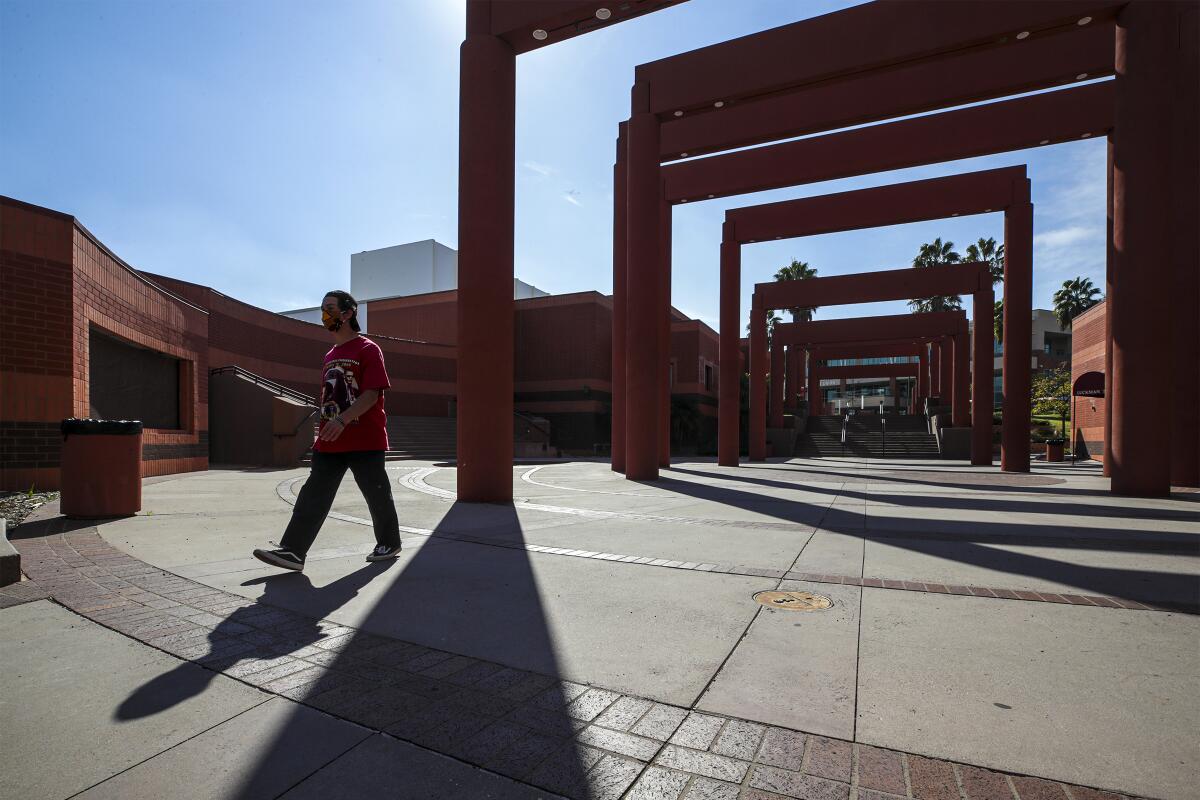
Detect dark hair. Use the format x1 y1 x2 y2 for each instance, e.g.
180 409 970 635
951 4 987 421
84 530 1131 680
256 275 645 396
324 290 360 332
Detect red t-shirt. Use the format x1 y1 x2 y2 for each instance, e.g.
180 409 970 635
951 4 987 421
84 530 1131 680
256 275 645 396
313 336 390 453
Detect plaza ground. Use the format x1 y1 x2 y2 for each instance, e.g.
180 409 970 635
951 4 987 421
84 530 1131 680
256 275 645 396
2 456 1197 800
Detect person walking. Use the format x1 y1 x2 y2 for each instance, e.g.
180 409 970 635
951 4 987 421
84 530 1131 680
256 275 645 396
253 290 402 571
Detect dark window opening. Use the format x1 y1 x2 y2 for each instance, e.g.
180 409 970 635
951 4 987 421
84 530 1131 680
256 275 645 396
704 363 714 392
89 327 182 429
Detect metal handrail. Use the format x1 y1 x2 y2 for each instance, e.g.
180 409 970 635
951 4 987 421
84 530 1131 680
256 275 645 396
841 413 849 456
881 416 887 459
514 410 552 441
210 365 315 406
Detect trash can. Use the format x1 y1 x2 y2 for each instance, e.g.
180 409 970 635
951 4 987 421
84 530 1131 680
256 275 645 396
1045 439 1065 463
60 419 143 518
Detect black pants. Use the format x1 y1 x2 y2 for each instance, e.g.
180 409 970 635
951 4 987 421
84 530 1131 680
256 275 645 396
279 450 401 558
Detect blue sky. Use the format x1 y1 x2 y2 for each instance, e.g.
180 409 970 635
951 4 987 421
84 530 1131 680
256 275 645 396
1 0 1106 331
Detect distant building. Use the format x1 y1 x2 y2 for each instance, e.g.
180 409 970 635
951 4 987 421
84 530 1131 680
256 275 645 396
279 240 548 331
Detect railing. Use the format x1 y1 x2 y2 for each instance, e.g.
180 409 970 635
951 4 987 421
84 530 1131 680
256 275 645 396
841 413 849 456
210 365 315 406
880 417 887 459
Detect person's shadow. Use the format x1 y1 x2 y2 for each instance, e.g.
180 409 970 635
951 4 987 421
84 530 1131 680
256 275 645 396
116 560 395 720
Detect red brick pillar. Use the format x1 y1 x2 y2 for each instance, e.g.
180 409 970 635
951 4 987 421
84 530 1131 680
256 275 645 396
953 330 970 428
611 125 627 473
718 224 740 467
1002 188 1033 473
972 289 995 465
938 339 952 405
749 303 767 461
624 85 660 481
770 342 785 429
888 377 897 409
457 6 515 502
1104 136 1114 477
1111 2 1174 496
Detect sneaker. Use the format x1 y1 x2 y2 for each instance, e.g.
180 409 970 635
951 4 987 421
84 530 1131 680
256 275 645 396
366 544 402 562
252 548 304 571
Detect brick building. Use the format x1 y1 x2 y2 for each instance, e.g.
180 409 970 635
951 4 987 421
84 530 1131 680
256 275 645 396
0 196 718 489
1070 301 1107 461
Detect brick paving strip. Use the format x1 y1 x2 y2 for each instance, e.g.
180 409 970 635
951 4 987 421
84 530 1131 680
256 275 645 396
6 527 1151 800
285 474 1195 616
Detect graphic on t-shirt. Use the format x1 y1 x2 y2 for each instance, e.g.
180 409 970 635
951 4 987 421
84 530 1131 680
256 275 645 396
320 359 361 421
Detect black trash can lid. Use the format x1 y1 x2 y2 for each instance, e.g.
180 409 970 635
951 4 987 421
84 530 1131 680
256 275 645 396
61 418 144 436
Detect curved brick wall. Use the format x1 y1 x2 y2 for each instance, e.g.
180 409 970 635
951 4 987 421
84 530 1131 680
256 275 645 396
1 196 456 490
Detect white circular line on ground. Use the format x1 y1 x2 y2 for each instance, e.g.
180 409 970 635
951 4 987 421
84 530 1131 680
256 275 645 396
521 464 661 497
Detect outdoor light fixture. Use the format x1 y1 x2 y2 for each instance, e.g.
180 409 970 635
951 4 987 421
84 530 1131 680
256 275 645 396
1081 132 1092 138
1076 73 1088 80
714 100 725 108
680 152 688 157
707 194 714 199
1016 30 1030 40
673 110 683 117
1077 16 1092 25
595 7 612 20
1040 139 1050 145
532 28 548 40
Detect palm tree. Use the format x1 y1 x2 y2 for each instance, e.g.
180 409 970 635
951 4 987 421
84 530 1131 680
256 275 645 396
993 299 1004 344
1052 277 1102 329
773 259 819 322
965 237 1005 286
908 237 964 313
746 311 784 343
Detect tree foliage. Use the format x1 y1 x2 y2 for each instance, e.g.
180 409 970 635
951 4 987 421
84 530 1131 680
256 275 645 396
773 259 819 322
1052 277 1102 329
908 237 964 313
993 299 1004 344
964 237 1005 287
1031 364 1071 418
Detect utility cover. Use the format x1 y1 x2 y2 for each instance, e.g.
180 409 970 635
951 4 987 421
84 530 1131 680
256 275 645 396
754 590 833 611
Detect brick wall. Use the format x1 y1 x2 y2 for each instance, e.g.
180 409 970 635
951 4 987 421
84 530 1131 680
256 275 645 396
1070 301 1106 461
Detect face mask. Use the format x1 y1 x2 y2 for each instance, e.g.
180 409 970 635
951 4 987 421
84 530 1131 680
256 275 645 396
322 309 343 332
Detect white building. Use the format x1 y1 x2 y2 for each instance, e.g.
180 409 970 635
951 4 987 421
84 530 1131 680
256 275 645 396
281 240 548 330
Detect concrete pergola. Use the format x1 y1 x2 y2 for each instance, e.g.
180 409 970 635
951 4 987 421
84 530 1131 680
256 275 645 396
720 166 1029 472
458 1 1196 499
608 2 1196 495
770 310 978 460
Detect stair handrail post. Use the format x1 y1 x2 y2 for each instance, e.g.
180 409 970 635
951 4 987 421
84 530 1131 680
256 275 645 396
881 416 886 459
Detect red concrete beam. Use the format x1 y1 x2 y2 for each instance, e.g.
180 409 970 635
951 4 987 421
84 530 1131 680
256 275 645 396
813 363 920 381
487 0 688 55
727 167 1025 243
660 22 1114 159
665 81 1113 203
757 263 991 311
808 342 922 361
773 311 967 348
635 0 1119 115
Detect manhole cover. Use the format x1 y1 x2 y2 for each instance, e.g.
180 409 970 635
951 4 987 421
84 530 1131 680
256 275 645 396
754 590 833 611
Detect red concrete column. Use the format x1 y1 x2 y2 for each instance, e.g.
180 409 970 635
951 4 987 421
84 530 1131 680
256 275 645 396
888 377 897 407
659 190 672 468
457 9 515 502
806 353 819 416
611 126 627 473
624 89 660 481
953 330 969 427
938 339 952 405
1002 191 1033 473
929 341 941 399
917 346 929 411
972 289 995 465
1104 135 1114 477
785 346 800 411
718 225 740 467
1111 2 1173 496
1170 3 1199 488
769 342 785 428
749 303 767 461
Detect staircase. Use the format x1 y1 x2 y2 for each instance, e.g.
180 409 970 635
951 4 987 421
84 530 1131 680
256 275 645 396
794 414 940 459
302 416 457 463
